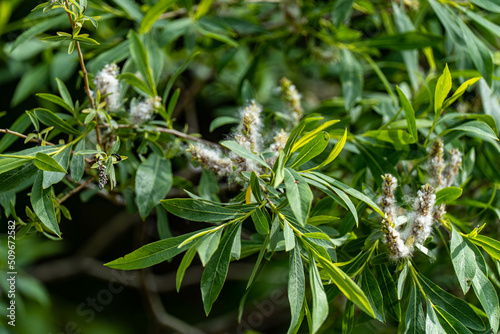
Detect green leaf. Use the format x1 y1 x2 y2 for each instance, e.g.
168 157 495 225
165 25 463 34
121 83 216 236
194 0 215 20
470 235 500 262
128 30 156 93
201 223 240 315
375 264 401 321
315 254 375 318
309 259 328 333
105 229 211 270
417 273 484 330
398 262 409 300
251 208 269 235
404 285 425 334
135 154 173 219
396 86 418 141
139 0 177 33
434 64 452 117
309 128 347 170
34 108 80 135
209 116 239 133
303 172 383 216
438 113 498 135
0 157 31 175
118 73 156 97
435 187 462 205
0 162 38 194
284 168 313 226
110 0 143 22
426 300 447 334
55 78 74 111
287 244 305 334
196 228 223 266
433 305 474 334
332 0 354 27
441 121 498 141
442 77 481 110
31 173 60 237
0 114 31 153
472 265 500 332
458 18 493 87
176 246 197 292
469 0 500 12
34 152 67 173
361 267 385 322
450 227 476 295
231 223 242 260
340 49 363 110
10 15 66 53
42 145 71 188
221 140 270 169
156 205 172 239
36 93 73 114
284 219 295 251
362 129 416 145
291 131 329 169
250 172 263 203
12 64 50 107
353 32 443 51
161 198 252 223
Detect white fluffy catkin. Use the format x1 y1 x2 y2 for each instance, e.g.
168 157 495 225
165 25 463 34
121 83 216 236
382 217 411 261
130 96 161 123
94 64 121 112
428 139 445 190
411 184 436 244
188 144 234 178
443 148 462 188
381 174 398 221
280 77 303 125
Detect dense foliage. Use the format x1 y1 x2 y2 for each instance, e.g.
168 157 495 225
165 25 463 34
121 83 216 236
1 0 500 333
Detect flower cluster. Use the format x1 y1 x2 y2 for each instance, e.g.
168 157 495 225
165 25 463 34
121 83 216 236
380 141 463 261
94 63 121 112
130 96 162 124
279 77 303 125
187 78 303 182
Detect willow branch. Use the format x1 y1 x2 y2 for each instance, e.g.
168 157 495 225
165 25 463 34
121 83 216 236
0 128 55 146
63 0 101 146
101 124 222 149
58 175 97 204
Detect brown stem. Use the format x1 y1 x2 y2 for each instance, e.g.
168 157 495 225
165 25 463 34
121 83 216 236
0 128 55 146
63 0 101 146
101 124 222 149
58 175 97 204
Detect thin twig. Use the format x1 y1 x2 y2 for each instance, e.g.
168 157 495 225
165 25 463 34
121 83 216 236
101 124 222 148
58 175 97 204
0 128 55 146
63 0 101 146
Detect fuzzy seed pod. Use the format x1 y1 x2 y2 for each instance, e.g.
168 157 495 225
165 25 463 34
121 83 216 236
94 64 121 112
428 139 445 190
443 148 462 188
188 144 234 178
280 77 303 125
411 184 436 244
381 174 398 221
381 217 411 261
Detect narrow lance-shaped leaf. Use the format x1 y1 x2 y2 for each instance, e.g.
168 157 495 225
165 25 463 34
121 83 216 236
31 173 60 237
43 145 71 188
287 244 305 334
136 154 173 220
284 218 296 251
426 300 447 334
161 198 251 223
34 152 67 173
201 223 240 315
404 285 425 334
104 228 213 270
70 140 85 182
375 264 400 321
417 273 484 330
309 258 328 333
434 64 452 117
450 227 476 295
361 267 385 322
290 131 329 169
196 228 223 266
176 246 197 292
396 86 418 141
284 168 312 226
